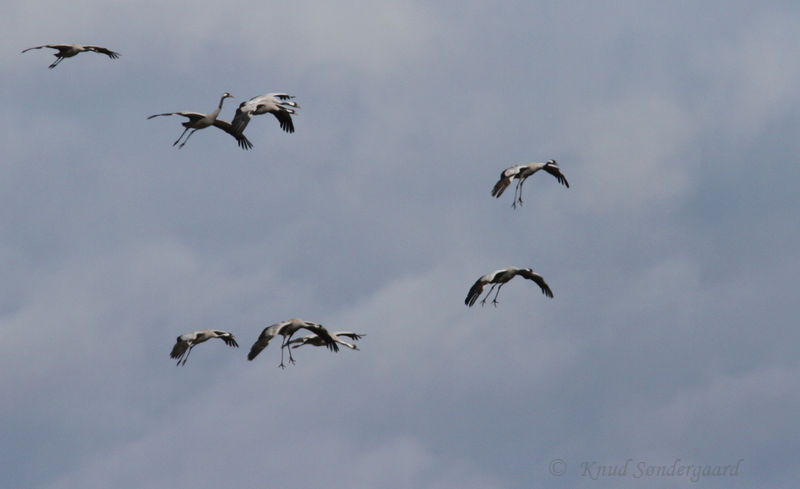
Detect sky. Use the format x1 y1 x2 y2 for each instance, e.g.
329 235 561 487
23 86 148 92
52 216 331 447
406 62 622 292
1 1 799 488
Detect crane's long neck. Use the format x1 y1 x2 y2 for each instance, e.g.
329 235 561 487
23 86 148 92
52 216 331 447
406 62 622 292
210 95 228 119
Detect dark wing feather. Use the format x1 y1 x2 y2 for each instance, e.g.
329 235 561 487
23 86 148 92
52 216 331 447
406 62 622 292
270 109 295 133
21 44 58 53
337 332 365 341
213 331 239 348
302 325 339 352
491 166 521 197
170 339 188 359
213 119 254 149
247 330 272 361
518 270 554 298
147 111 203 121
286 335 311 348
465 278 487 307
544 165 569 188
230 105 253 135
491 175 513 197
85 46 120 59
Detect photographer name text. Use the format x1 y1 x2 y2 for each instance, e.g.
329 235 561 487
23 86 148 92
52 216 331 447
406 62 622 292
580 458 743 483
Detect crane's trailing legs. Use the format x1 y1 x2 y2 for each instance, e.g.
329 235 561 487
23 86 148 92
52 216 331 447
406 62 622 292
177 128 200 148
278 334 300 368
171 127 191 147
512 180 525 208
477 283 505 306
490 283 505 305
479 284 499 306
278 338 291 369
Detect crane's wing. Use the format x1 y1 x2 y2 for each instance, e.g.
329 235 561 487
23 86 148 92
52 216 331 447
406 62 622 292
286 334 314 348
212 330 239 348
213 119 254 150
146 111 204 121
247 328 275 361
334 332 365 341
491 166 521 197
330 331 362 350
300 324 339 352
22 44 62 53
270 109 295 133
22 44 51 53
491 175 513 197
170 339 189 360
544 164 569 188
465 277 488 307
269 93 295 101
230 106 253 135
84 46 120 59
271 94 299 110
518 269 554 298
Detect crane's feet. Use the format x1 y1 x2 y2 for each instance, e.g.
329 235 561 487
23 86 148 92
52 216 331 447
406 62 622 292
491 299 499 307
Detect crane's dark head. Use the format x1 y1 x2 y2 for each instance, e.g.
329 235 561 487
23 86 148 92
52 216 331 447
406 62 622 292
547 159 557 166
222 92 233 99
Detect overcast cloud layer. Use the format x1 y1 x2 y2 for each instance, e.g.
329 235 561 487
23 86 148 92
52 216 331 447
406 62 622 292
2 1 799 488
